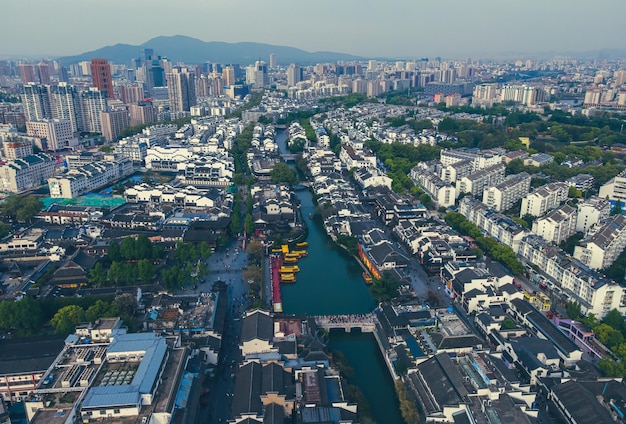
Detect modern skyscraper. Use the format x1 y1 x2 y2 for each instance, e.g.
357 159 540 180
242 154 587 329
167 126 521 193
119 84 145 104
269 53 277 69
222 66 235 86
100 109 130 141
90 59 114 99
79 88 108 133
48 83 79 133
287 64 302 87
254 61 268 88
167 67 196 114
21 84 52 122
36 61 51 85
129 102 156 126
19 64 37 85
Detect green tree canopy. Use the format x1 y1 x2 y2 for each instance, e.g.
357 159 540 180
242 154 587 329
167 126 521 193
369 272 400 302
51 305 86 334
270 162 298 186
1 195 43 222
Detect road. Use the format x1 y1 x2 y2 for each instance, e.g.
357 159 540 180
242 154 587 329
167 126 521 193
185 239 251 424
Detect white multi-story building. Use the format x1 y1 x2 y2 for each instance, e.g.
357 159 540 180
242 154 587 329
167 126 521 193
339 145 376 169
456 164 505 198
176 156 234 188
576 196 611 234
79 87 108 133
3 140 33 160
599 169 626 204
440 148 502 171
48 156 133 198
145 146 194 171
409 166 455 207
26 118 77 151
531 204 577 245
440 159 473 184
519 235 626 317
0 153 55 193
115 140 148 162
483 172 531 212
574 215 626 270
125 184 218 207
461 196 626 317
520 182 569 218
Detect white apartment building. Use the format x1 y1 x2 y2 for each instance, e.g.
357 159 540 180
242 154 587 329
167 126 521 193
439 148 502 171
531 204 577 245
576 196 611 234
440 159 473 183
520 182 569 218
0 153 55 193
456 164 505 198
26 119 78 151
115 140 148 162
3 140 33 160
460 197 626 317
409 166 455 207
599 169 626 204
459 197 529 253
48 157 133 198
483 172 531 212
519 235 626 317
574 215 626 270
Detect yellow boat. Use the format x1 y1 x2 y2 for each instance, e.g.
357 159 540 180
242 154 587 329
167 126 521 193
271 248 283 253
292 250 307 257
296 241 308 248
280 273 296 283
281 244 290 254
283 257 298 264
280 265 300 273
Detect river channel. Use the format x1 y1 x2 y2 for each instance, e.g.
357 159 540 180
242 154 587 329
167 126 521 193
275 129 402 423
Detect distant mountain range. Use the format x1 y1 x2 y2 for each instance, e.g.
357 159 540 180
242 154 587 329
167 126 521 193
57 35 367 66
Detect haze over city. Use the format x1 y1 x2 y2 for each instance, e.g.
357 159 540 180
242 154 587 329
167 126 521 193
3 0 626 58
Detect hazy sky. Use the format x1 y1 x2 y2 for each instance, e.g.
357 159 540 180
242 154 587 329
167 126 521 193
2 0 625 59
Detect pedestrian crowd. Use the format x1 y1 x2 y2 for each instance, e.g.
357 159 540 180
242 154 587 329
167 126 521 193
316 314 374 323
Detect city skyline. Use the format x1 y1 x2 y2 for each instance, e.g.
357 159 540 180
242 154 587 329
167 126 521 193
2 0 626 59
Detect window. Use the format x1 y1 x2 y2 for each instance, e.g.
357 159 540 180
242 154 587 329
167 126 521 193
114 409 120 414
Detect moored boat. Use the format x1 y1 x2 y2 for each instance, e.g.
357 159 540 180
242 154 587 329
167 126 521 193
280 273 296 283
363 272 373 284
296 241 308 248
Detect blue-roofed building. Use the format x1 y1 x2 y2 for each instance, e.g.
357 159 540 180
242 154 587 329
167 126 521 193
80 333 169 421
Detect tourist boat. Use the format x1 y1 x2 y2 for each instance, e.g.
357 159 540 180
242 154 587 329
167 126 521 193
292 250 307 257
271 248 283 253
285 253 300 259
283 256 298 264
280 265 300 273
280 273 296 283
296 241 308 248
362 272 373 285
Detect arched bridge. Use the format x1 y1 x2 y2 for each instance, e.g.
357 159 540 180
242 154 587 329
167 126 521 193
314 314 377 333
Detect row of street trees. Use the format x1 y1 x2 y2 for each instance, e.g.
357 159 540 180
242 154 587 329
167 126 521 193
445 212 524 274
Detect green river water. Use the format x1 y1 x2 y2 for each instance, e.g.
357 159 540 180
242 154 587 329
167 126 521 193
276 130 403 423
